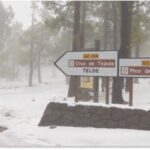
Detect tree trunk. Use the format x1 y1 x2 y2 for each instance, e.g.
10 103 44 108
112 2 117 50
37 29 43 84
134 1 140 84
68 1 80 97
112 1 133 104
104 2 108 51
37 48 42 83
72 1 81 51
134 46 140 84
79 1 91 101
112 2 124 103
80 1 86 49
125 2 134 92
101 2 109 92
28 8 35 87
29 47 34 86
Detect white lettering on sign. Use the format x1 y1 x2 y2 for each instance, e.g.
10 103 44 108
129 68 141 74
88 61 95 67
75 61 86 67
144 69 150 74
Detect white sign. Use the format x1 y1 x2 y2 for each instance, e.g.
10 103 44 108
55 51 118 77
119 58 150 77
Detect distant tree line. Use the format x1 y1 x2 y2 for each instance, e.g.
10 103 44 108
1 1 150 104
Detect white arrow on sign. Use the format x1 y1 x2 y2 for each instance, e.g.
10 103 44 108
55 51 118 77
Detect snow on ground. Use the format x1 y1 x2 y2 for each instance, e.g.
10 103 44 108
1 67 150 146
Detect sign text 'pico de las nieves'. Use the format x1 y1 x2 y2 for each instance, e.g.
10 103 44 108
55 51 118 77
119 59 150 77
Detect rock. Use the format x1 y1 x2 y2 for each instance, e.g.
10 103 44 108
135 109 147 116
118 120 126 128
147 110 150 117
63 97 67 101
126 115 140 128
39 102 150 130
139 122 150 130
91 120 107 128
123 109 135 117
32 99 36 102
49 125 57 129
5 112 12 117
106 120 118 128
0 126 7 132
140 116 150 122
90 114 101 122
111 107 126 121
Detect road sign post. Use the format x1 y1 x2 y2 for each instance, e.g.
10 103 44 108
75 76 79 102
105 77 109 104
119 58 150 106
55 50 118 103
129 77 133 106
94 40 100 103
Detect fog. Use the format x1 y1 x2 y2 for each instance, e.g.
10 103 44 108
0 1 150 85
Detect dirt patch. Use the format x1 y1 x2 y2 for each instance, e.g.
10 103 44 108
0 126 7 133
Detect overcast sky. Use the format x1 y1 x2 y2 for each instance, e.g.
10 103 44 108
3 0 32 30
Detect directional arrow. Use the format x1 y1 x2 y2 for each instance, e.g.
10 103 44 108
55 51 118 77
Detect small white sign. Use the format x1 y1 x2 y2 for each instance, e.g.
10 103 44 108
119 58 150 77
55 51 118 77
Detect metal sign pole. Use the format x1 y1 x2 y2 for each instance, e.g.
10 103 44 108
105 77 109 104
75 76 79 102
93 40 100 103
119 58 150 107
129 77 133 106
